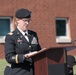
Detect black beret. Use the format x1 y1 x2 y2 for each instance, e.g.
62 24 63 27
15 8 31 19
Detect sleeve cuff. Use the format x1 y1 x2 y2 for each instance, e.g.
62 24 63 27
17 54 24 63
16 54 18 63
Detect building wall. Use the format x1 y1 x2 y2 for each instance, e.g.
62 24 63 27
0 0 76 58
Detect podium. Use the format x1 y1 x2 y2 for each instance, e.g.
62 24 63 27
31 47 69 75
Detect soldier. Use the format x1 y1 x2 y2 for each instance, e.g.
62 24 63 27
4 8 41 75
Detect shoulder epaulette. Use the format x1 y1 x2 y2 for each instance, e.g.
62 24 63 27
8 32 13 35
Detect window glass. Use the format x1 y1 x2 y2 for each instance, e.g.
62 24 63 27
56 20 66 36
0 19 10 36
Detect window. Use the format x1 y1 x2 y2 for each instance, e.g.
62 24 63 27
56 18 71 43
0 17 12 43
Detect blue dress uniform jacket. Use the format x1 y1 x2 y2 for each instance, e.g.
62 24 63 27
4 28 41 75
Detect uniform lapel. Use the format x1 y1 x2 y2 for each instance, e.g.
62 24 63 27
28 30 33 44
15 28 29 44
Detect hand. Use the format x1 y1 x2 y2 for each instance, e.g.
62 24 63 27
24 51 38 58
41 48 46 50
28 51 38 56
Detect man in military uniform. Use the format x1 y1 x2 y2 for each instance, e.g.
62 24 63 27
4 8 41 75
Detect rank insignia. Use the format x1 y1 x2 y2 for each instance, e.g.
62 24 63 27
8 32 13 35
31 37 38 44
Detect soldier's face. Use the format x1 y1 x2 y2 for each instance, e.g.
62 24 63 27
17 18 31 31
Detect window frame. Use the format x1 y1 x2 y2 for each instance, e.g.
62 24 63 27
0 17 13 43
56 18 71 43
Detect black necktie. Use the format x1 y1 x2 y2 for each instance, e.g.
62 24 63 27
25 33 31 43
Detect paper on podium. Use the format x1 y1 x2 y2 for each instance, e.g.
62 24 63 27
27 48 46 58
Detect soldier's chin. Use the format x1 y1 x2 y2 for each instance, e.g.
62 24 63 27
24 28 28 31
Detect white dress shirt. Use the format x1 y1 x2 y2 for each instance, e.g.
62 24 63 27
17 27 29 42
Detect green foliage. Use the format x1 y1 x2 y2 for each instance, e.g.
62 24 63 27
0 59 8 75
73 65 76 75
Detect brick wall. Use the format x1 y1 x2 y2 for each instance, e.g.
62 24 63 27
0 0 76 58
0 44 4 58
